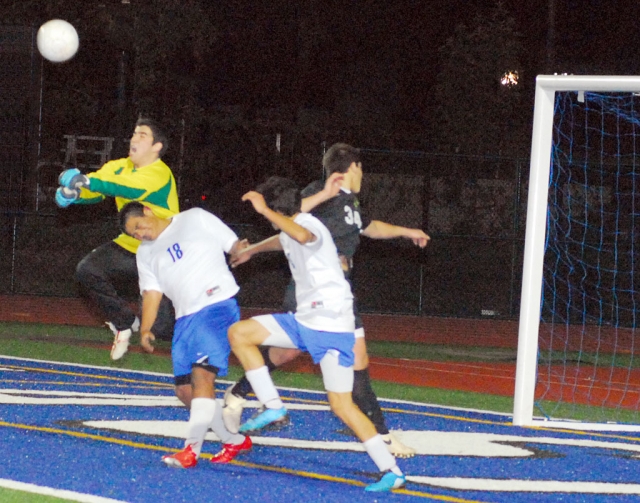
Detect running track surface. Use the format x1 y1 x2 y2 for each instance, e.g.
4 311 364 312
4 294 640 409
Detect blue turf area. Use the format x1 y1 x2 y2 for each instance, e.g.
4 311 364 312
2 356 640 502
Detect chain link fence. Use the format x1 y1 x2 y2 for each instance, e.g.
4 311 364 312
2 147 530 320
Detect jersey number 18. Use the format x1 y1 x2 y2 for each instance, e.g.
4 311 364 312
166 243 183 262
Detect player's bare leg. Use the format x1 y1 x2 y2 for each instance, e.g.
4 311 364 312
326 389 405 491
175 383 191 408
352 333 415 458
227 319 289 432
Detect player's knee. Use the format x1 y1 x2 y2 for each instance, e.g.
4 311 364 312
75 257 90 283
353 338 369 370
175 384 192 409
75 254 101 286
227 321 249 348
269 347 301 366
327 392 352 419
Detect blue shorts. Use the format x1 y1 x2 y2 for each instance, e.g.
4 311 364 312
172 298 239 379
269 313 355 367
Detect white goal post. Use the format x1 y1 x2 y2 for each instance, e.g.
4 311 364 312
513 74 640 431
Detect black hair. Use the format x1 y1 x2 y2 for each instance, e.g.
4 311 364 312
119 201 146 233
136 117 169 157
322 143 361 177
255 176 301 217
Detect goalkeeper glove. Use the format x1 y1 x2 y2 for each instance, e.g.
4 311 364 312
58 168 90 189
55 186 79 208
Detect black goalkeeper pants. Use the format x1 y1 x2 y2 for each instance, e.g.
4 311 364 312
75 241 174 340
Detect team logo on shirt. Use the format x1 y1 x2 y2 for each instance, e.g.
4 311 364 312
206 286 220 296
311 301 324 309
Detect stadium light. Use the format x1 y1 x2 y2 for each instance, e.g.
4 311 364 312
501 71 519 87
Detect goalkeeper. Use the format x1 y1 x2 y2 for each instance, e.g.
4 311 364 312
56 118 179 360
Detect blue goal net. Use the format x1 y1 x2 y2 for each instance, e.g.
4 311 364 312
536 91 640 423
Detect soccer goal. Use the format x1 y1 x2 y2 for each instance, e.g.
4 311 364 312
514 75 640 431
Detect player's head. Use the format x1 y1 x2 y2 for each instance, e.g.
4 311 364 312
136 118 168 156
255 176 301 217
322 143 363 193
120 201 167 241
129 118 168 167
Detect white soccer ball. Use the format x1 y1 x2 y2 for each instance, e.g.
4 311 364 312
37 19 79 63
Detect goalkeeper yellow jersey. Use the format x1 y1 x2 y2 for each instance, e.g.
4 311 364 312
76 157 179 253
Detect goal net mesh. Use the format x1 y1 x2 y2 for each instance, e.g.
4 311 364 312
537 91 640 423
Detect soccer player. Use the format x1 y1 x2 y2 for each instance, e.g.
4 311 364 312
224 143 430 458
55 118 179 361
119 201 251 467
228 176 406 492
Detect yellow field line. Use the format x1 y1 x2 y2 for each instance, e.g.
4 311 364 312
0 420 488 502
12 364 640 443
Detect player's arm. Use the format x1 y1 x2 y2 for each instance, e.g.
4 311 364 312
54 168 105 206
228 238 249 257
140 289 163 353
362 220 431 248
61 161 173 207
55 168 105 207
229 234 283 268
300 172 344 213
242 191 316 244
88 167 169 199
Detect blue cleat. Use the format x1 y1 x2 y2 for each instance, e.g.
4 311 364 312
365 471 406 492
238 407 288 433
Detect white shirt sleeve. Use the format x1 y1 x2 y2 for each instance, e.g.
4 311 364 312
299 216 322 249
198 209 238 253
136 249 162 294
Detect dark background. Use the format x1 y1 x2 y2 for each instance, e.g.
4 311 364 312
1 0 639 323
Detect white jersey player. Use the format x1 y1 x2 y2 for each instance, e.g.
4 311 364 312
227 176 406 493
135 208 240 318
281 211 355 332
120 202 252 469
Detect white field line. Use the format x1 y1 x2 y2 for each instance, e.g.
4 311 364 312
0 478 126 503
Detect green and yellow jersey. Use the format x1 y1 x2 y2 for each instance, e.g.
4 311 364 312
76 157 179 253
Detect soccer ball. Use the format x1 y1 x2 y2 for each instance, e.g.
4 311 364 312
36 19 79 63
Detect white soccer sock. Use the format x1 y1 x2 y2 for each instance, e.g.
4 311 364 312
245 366 284 409
185 397 217 456
210 398 246 445
363 434 402 475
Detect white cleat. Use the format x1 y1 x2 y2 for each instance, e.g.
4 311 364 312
222 385 247 434
107 322 132 360
382 432 416 458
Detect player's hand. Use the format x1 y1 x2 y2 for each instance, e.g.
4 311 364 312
140 330 156 353
407 229 430 248
241 191 268 214
58 168 90 189
55 187 79 208
230 247 253 268
322 172 345 198
229 239 251 268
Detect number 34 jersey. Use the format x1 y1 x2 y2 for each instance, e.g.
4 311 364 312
302 180 372 260
136 208 240 319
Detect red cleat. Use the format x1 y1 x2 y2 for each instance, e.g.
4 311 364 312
210 436 252 464
162 444 198 468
